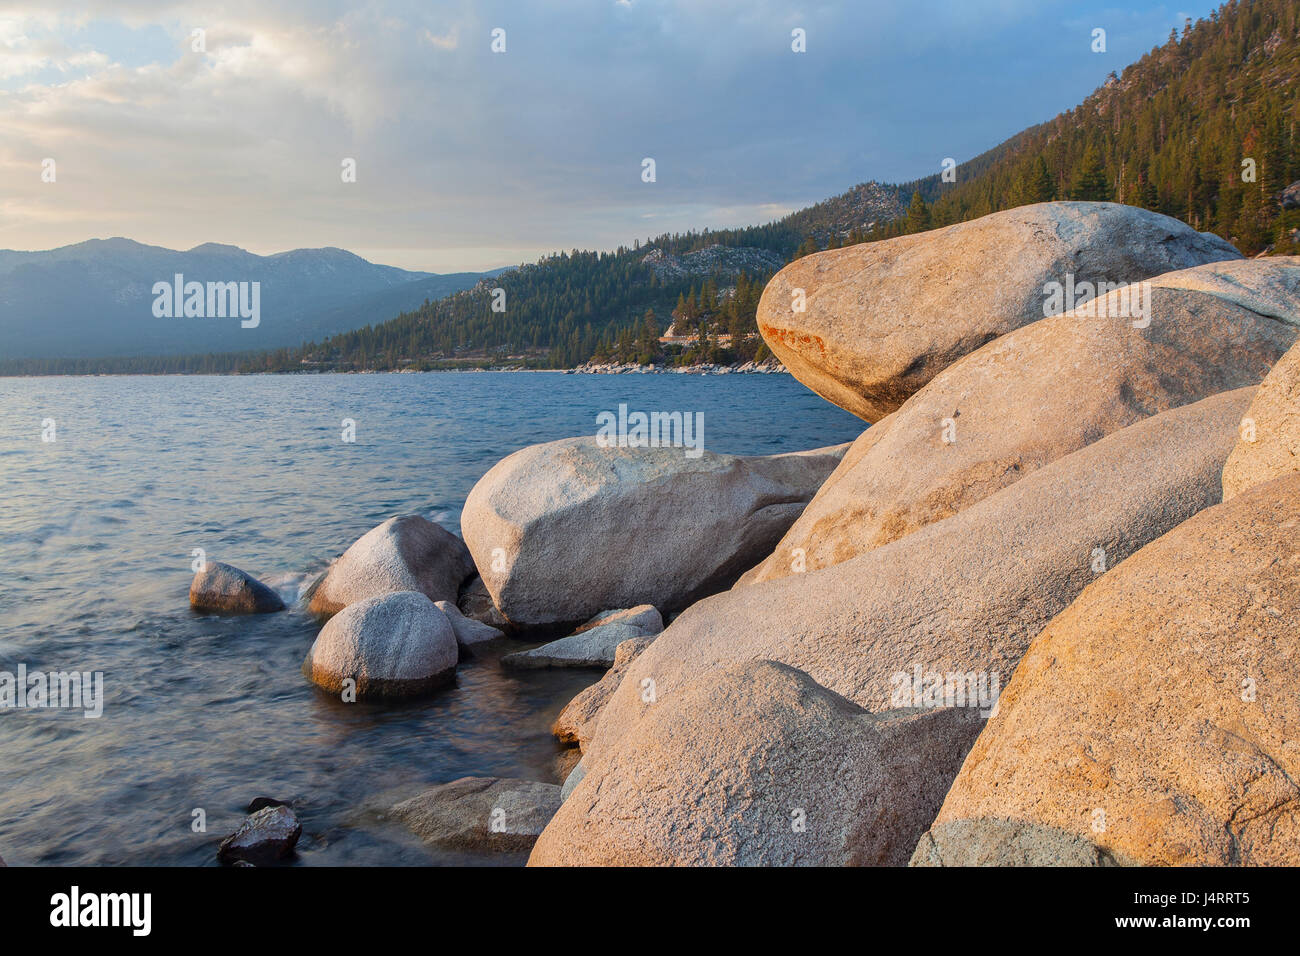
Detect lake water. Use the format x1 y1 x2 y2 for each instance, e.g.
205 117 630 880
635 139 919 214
0 372 862 865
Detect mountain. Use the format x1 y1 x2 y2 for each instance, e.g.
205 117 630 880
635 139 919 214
0 238 498 359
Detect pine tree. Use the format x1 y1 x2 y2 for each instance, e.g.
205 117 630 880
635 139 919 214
1069 145 1111 201
906 191 932 232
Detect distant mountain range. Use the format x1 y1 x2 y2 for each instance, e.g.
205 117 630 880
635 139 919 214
0 238 501 359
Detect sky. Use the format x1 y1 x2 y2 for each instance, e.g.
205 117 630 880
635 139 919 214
0 1 1221 273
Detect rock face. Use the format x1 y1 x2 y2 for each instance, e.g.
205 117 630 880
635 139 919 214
741 259 1299 584
553 635 657 748
532 660 986 866
391 777 561 853
307 515 475 618
218 805 302 866
502 605 662 670
532 390 1252 865
188 562 285 614
1282 181 1300 210
434 600 505 649
461 439 847 628
758 202 1242 421
303 591 458 699
1223 338 1300 501
915 473 1300 867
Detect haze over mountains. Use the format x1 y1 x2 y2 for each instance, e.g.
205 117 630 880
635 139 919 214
0 239 499 359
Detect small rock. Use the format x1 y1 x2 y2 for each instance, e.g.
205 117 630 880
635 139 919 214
572 605 663 635
391 777 561 853
189 562 285 614
303 591 458 699
502 623 651 670
218 805 302 866
434 600 505 649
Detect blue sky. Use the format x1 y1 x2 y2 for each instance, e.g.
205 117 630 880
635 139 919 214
0 1 1219 271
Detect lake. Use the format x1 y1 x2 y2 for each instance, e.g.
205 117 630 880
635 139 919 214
0 371 862 865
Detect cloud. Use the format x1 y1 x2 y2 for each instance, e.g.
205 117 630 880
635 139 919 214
0 0 1223 271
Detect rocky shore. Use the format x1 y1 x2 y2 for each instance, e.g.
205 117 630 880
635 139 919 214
189 201 1300 867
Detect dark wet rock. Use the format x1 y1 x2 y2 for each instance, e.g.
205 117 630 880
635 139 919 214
189 561 285 614
217 805 302 866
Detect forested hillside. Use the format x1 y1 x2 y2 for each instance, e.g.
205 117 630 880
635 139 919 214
891 0 1300 249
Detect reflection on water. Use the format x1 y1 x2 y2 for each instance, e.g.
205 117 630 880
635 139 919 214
0 372 862 865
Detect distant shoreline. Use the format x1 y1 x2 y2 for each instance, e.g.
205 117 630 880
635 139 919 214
0 361 789 379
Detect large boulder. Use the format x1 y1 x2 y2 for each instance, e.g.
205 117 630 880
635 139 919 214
741 259 1299 584
502 605 662 670
303 591 458 699
461 439 848 629
532 660 984 866
914 473 1300 867
1223 339 1300 501
189 561 285 614
391 777 561 853
218 805 302 866
758 202 1242 421
553 635 657 749
532 389 1252 865
307 515 475 618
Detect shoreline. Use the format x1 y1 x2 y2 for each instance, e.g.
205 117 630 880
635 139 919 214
0 361 790 379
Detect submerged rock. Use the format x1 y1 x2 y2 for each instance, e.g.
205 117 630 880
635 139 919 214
391 777 561 853
758 201 1242 421
915 473 1300 866
218 805 302 866
303 591 458 699
189 562 285 614
462 439 847 628
307 515 475 619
